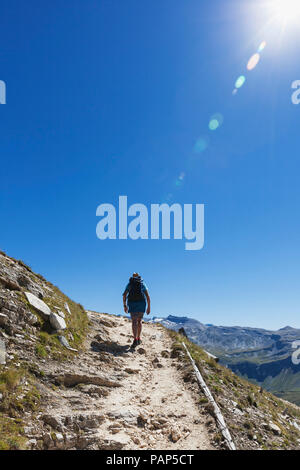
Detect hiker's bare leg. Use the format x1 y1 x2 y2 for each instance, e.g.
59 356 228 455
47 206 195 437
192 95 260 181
137 317 142 338
131 318 138 339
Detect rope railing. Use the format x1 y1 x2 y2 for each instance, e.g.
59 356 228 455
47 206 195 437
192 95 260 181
181 341 236 451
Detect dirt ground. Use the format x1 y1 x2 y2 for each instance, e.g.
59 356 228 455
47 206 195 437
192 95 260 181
33 311 214 450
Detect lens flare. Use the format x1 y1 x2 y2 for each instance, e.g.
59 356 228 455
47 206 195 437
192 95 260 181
175 172 185 187
209 119 219 131
194 136 209 153
258 41 266 53
209 113 224 131
208 113 224 131
247 53 260 71
235 75 246 89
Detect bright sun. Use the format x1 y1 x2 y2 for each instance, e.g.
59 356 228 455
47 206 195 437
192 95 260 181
272 0 300 22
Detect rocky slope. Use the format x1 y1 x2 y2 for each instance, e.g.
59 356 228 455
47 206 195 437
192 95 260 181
1 250 300 450
151 315 300 406
0 250 88 449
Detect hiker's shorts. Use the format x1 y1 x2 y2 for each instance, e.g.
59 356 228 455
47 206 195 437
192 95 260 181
130 312 144 321
128 300 146 317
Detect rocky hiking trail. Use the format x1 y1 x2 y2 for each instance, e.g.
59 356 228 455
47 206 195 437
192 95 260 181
29 311 214 450
2 250 300 450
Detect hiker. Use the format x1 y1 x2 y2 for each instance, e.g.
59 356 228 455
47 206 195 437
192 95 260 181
122 273 151 348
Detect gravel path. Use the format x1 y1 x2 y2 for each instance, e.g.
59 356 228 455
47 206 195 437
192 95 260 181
83 312 213 450
30 311 213 450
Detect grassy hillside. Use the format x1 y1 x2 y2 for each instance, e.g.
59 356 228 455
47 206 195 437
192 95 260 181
158 316 300 407
167 329 300 450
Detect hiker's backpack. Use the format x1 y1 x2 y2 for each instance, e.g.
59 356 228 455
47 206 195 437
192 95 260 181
127 277 145 302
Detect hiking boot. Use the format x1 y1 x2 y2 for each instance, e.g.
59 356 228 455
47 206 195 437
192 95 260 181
137 339 142 345
130 339 138 349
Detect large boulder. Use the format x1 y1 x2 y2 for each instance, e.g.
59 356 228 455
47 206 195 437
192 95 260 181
25 292 51 318
50 312 66 331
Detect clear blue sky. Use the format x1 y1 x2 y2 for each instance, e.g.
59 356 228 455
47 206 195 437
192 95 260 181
1 0 300 330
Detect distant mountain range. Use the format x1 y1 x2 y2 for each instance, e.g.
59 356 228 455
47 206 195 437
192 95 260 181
148 315 300 406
